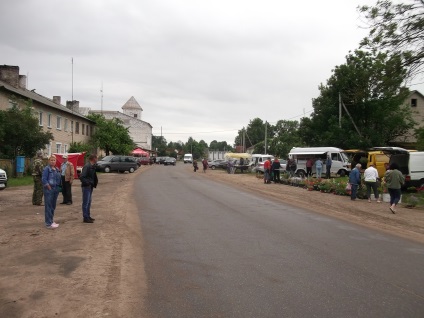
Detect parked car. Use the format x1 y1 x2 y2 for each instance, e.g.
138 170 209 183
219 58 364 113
217 160 229 169
208 159 224 170
136 157 152 166
0 168 7 190
157 157 167 164
96 155 138 173
164 157 177 166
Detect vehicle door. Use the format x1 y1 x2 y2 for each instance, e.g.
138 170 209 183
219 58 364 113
330 152 342 174
110 156 121 171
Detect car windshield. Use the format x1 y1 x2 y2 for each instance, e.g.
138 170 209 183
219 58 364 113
340 152 349 163
100 156 114 162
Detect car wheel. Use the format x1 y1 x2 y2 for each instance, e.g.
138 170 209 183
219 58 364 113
211 165 216 170
296 170 305 178
104 166 111 173
129 167 135 173
339 170 346 177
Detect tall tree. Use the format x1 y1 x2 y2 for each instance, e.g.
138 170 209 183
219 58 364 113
0 105 53 159
299 50 414 149
359 0 424 78
234 118 273 149
152 135 167 155
269 120 304 159
87 114 135 156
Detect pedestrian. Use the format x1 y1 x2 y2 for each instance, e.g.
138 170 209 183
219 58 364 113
325 155 332 179
288 157 297 177
306 158 314 177
80 154 98 223
32 151 44 205
60 154 74 205
264 158 272 184
271 157 281 183
202 158 208 173
41 155 62 229
193 160 198 172
349 163 361 200
384 163 405 214
315 158 323 179
364 164 381 203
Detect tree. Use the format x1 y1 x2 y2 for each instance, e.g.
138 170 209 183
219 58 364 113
359 0 424 78
268 120 304 159
234 118 273 149
152 135 167 156
0 105 53 159
299 50 414 149
87 114 135 156
69 141 93 158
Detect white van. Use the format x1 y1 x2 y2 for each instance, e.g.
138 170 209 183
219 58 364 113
250 154 274 172
0 168 7 190
388 151 424 188
288 147 351 177
183 154 193 164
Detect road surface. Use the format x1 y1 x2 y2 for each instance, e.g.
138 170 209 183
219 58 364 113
135 164 424 318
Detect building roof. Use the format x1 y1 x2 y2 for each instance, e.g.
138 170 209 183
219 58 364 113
122 96 143 110
409 90 424 99
90 109 152 128
0 80 95 123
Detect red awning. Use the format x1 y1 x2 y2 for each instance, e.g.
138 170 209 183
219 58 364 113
132 148 149 157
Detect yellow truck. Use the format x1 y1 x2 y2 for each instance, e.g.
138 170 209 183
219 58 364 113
344 149 390 178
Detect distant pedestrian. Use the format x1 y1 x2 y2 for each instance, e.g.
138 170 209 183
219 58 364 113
315 158 323 179
264 158 272 183
80 154 98 223
202 158 208 173
325 155 332 179
271 157 281 183
41 155 62 229
364 164 380 203
287 158 297 177
384 163 405 214
306 158 314 177
32 151 44 205
60 155 74 205
349 163 361 200
193 160 198 172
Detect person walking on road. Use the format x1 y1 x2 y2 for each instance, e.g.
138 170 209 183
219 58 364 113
41 155 62 229
32 151 44 206
80 154 98 223
193 160 198 172
202 158 208 173
60 155 74 205
384 163 405 214
271 157 281 183
315 158 323 179
364 164 381 203
349 163 361 200
325 155 332 179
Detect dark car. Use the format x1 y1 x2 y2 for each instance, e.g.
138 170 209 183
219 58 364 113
96 155 138 173
136 157 153 166
164 157 176 166
217 160 229 169
208 159 224 170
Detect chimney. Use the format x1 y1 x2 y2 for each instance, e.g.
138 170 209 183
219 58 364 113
53 96 61 105
66 100 80 112
19 75 27 89
0 65 20 87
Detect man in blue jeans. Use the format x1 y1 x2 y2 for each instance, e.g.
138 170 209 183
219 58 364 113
80 154 98 223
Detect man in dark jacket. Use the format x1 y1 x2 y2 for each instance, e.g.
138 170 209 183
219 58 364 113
348 163 361 200
80 154 98 223
271 158 281 183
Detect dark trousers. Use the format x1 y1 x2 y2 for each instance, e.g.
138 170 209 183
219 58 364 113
273 170 280 183
365 181 379 200
82 186 94 218
326 166 331 178
306 167 312 177
351 184 359 200
388 188 402 205
61 176 72 203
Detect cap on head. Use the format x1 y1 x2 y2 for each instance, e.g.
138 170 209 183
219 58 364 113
63 154 68 159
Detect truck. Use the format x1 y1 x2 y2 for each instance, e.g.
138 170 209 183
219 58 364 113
288 147 351 177
0 168 7 190
183 154 193 164
344 149 390 178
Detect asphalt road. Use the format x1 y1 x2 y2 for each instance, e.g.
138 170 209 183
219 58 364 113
135 164 424 318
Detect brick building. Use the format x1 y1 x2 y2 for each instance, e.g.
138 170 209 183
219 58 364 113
0 65 95 157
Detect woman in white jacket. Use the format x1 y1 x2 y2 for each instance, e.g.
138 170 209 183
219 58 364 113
364 164 381 203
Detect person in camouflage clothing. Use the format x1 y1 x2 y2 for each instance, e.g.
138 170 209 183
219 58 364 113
32 151 44 205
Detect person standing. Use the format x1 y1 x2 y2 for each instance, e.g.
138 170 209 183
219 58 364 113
384 163 405 214
349 163 362 200
315 158 323 179
364 164 381 203
202 158 208 173
306 158 314 177
264 158 272 184
193 160 198 172
41 155 62 229
80 154 98 223
325 155 332 179
32 151 44 206
271 157 281 183
288 157 297 177
60 155 74 205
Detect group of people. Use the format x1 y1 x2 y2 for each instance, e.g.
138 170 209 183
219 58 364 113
32 153 99 229
192 158 209 173
349 162 404 213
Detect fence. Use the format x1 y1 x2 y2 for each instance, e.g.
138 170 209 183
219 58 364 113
0 158 48 178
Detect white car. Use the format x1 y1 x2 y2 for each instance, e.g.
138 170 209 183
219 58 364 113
0 168 7 190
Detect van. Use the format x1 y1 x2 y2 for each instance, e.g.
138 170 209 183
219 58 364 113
0 168 7 190
288 147 351 177
250 154 274 172
388 151 424 188
183 154 193 164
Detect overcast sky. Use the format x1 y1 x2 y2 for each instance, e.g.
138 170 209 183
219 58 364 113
1 0 423 146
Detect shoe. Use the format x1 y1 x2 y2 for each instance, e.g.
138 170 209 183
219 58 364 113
66 202 72 205
390 206 396 214
46 223 59 229
52 222 59 226
83 218 94 223
377 200 381 203
89 217 95 221
60 202 66 204
368 199 371 203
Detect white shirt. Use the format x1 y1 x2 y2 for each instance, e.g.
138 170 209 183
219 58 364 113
364 166 378 182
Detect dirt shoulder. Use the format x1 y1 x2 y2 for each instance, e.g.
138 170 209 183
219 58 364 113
199 168 424 243
0 167 149 318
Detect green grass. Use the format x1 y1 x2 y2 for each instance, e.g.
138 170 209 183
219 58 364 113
7 176 34 187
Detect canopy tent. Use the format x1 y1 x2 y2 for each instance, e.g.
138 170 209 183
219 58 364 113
54 152 86 176
224 152 251 159
132 148 150 157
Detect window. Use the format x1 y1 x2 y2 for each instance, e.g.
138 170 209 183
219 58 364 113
39 112 43 126
82 124 85 135
134 114 137 118
56 143 62 153
8 99 17 109
64 119 68 132
90 125 93 136
56 116 62 130
64 144 68 153
71 121 73 133
75 122 79 134
47 114 52 128
46 143 51 157
86 125 89 135
411 98 417 107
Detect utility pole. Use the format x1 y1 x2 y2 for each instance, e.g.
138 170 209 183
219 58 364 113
71 57 74 143
264 121 267 154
